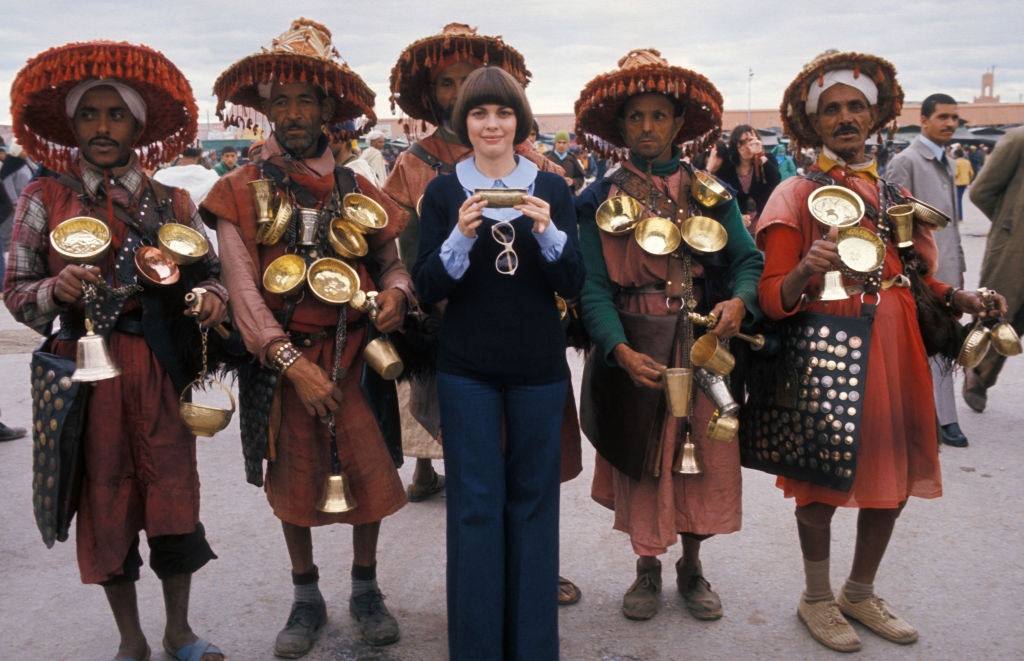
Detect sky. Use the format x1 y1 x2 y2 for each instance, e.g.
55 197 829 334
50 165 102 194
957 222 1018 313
1 0 1022 128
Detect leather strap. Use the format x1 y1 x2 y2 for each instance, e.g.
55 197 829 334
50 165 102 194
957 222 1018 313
408 142 455 175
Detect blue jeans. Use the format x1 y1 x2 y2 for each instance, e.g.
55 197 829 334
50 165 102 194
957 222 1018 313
437 372 566 661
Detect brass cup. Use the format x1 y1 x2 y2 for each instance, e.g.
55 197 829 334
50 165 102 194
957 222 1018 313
297 207 319 246
134 245 181 286
957 322 992 368
306 258 360 305
474 188 527 209
179 379 236 437
837 226 886 274
50 216 112 264
690 333 735 376
887 204 916 248
634 216 682 255
706 410 740 443
328 219 369 259
343 193 389 233
248 179 275 225
260 195 293 246
909 196 950 229
595 195 644 235
363 336 404 380
807 185 865 229
691 170 733 207
263 254 307 297
158 223 209 265
663 367 693 417
991 321 1022 357
680 215 728 254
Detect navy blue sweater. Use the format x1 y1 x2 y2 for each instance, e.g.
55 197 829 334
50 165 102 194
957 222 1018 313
413 171 585 384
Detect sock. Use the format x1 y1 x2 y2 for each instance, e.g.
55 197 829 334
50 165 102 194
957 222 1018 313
842 578 874 604
292 565 322 604
802 557 833 603
351 563 378 598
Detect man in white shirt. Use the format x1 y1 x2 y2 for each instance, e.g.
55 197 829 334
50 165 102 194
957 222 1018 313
360 130 388 185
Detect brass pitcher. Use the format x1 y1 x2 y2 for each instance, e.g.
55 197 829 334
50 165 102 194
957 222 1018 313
672 431 702 475
317 473 357 513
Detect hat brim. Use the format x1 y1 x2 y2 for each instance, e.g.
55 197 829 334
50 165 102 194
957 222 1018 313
781 51 903 147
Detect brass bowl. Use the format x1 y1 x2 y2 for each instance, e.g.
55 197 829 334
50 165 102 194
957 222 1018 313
328 219 369 259
680 215 728 254
260 196 293 246
808 185 865 228
179 379 236 437
263 254 307 297
158 223 209 265
343 193 389 234
691 170 733 207
991 321 1022 357
634 216 681 255
50 216 111 264
595 195 644 235
475 187 527 209
134 245 180 285
837 226 886 274
908 196 950 229
307 258 360 305
957 323 992 368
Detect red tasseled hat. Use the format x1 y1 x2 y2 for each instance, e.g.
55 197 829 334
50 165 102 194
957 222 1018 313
10 41 198 172
388 23 531 123
574 49 724 158
211 18 377 140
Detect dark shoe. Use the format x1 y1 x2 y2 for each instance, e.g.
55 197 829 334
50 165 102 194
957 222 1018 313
962 371 987 413
558 575 582 606
0 423 27 442
622 559 662 621
675 559 723 620
940 422 969 448
406 472 445 503
274 599 327 659
350 589 400 646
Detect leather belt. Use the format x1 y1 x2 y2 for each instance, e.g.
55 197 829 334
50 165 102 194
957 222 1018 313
57 312 144 340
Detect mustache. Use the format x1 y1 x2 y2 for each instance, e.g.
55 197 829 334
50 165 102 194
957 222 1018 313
832 124 860 138
88 137 118 147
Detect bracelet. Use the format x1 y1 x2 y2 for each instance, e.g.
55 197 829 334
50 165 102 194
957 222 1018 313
944 287 962 312
271 342 301 373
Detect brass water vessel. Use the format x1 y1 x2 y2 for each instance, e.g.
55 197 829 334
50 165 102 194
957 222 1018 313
837 226 886 275
595 195 644 235
328 219 369 259
691 170 733 207
343 193 389 233
263 254 307 297
50 217 111 264
680 215 728 254
158 223 209 265
634 216 681 255
307 258 360 305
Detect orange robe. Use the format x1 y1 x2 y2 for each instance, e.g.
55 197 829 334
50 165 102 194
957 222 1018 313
755 165 946 508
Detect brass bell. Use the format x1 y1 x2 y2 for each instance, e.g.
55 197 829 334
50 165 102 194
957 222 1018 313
317 472 357 513
819 271 850 301
672 432 702 475
73 319 120 382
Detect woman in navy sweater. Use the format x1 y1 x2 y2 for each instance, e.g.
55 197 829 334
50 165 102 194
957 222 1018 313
413 66 584 660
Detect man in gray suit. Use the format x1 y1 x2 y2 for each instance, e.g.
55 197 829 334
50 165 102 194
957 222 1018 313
888 93 968 446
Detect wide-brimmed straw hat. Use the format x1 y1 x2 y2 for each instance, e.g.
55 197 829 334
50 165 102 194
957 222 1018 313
574 48 723 156
10 41 197 171
212 17 376 139
781 49 903 148
388 23 530 123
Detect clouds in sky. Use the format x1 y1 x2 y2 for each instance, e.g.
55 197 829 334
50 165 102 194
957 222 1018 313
1 0 1021 126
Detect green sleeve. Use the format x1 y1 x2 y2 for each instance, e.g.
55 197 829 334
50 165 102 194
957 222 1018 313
579 216 628 363
720 200 765 325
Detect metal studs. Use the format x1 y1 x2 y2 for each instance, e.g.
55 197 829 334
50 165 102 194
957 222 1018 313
818 326 830 338
836 331 848 342
849 336 863 349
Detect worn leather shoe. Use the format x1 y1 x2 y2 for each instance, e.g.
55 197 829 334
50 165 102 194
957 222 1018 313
274 598 327 658
350 589 400 646
622 558 662 621
675 559 723 620
0 422 27 442
962 370 987 413
940 422 969 447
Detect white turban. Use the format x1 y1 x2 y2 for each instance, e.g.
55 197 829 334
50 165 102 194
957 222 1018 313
805 69 878 115
365 130 385 142
65 80 147 124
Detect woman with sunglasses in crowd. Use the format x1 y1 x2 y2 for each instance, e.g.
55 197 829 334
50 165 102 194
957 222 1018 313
412 66 584 660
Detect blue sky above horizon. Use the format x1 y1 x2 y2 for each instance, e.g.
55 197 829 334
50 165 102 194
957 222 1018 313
1 0 1022 127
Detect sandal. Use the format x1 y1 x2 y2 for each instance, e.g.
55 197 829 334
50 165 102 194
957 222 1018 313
406 472 445 502
558 576 582 606
113 648 151 661
163 637 224 661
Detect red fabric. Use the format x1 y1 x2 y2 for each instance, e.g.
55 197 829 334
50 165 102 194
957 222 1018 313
755 171 944 508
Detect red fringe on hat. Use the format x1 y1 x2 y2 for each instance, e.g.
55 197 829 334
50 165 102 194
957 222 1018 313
10 41 198 172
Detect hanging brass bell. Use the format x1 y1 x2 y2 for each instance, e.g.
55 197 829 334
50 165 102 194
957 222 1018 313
73 319 120 382
317 472 357 513
672 432 702 475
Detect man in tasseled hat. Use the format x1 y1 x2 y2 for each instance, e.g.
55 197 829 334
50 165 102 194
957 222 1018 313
381 22 584 607
200 18 411 657
755 50 1005 652
4 41 228 661
575 48 763 622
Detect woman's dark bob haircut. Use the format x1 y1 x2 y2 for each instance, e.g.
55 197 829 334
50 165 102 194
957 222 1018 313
452 66 534 147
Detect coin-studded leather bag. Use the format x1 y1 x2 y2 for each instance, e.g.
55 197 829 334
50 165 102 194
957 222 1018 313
739 302 876 491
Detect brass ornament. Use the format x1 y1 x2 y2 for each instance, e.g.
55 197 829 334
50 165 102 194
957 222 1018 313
306 258 360 305
49 217 111 264
595 195 644 235
158 223 209 265
634 216 681 255
263 254 307 297
343 193 389 233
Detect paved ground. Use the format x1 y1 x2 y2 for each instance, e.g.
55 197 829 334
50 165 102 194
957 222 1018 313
1 192 1022 660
